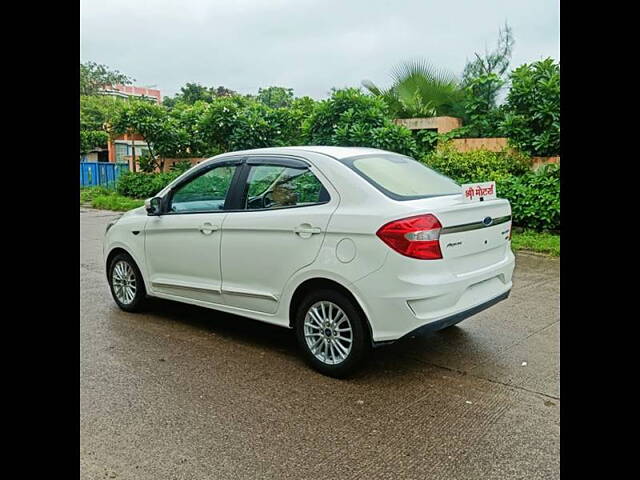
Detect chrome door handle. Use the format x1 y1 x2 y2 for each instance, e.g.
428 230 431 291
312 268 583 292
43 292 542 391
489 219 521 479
294 224 322 238
199 222 219 235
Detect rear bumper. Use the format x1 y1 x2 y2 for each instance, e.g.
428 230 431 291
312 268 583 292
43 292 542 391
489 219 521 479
351 247 515 342
373 289 510 347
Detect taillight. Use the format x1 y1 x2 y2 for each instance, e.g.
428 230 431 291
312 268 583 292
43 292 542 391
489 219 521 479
376 214 443 260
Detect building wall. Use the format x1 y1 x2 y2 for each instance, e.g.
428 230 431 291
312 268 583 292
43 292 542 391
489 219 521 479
531 156 560 170
450 137 509 152
100 85 162 104
108 133 146 163
112 85 162 103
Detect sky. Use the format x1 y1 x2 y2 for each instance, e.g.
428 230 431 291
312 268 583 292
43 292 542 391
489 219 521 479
80 0 559 100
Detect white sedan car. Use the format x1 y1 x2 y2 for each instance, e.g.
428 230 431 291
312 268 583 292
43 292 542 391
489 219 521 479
104 146 515 377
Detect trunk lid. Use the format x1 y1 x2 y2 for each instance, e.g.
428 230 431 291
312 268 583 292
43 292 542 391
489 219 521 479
405 194 512 274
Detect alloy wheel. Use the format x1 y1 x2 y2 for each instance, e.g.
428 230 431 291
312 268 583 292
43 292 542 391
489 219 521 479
303 301 353 365
112 260 137 305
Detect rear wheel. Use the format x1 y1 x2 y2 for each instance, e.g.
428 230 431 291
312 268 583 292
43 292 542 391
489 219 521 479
295 289 371 378
108 252 147 312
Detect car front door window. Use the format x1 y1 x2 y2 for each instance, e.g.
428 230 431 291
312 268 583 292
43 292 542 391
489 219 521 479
170 165 237 213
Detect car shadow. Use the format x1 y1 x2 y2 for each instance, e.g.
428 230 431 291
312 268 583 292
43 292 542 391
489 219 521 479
134 297 477 380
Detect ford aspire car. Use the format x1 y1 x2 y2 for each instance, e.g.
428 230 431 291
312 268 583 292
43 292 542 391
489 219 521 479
104 146 515 377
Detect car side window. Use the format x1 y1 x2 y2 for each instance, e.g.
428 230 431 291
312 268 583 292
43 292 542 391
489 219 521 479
244 164 328 210
170 165 237 213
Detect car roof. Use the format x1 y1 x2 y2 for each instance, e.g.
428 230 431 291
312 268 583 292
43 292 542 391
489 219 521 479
217 145 392 160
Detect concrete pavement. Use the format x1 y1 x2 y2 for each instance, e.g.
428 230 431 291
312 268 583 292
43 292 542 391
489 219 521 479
80 208 559 479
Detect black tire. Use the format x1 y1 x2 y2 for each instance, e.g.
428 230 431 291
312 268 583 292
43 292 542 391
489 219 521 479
295 289 371 378
107 252 147 312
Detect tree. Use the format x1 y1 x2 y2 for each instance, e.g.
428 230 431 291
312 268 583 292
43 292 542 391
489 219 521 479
177 83 214 104
363 60 465 118
461 23 514 108
111 101 185 172
80 130 110 155
163 83 238 108
457 73 506 137
500 58 560 156
80 95 126 131
80 95 126 155
256 86 294 108
304 88 417 156
212 86 237 98
80 61 133 95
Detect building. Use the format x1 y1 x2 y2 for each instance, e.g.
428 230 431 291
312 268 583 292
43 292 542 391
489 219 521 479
99 85 161 166
107 133 151 165
100 84 162 104
81 147 109 163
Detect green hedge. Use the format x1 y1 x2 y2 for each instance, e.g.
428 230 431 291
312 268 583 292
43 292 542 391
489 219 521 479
422 143 531 184
423 145 559 231
115 171 183 199
499 164 560 231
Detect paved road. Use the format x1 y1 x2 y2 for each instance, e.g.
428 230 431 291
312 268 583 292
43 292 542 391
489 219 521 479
80 208 559 480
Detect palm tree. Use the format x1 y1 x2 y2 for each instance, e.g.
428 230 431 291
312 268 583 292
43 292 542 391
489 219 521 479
363 59 465 119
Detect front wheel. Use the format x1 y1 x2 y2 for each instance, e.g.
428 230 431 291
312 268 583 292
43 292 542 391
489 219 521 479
108 252 147 312
295 290 371 378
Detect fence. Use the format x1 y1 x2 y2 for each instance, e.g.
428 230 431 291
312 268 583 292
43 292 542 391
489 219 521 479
80 162 129 188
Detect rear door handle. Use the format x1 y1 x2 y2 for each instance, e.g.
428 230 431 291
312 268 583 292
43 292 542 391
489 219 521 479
199 222 219 235
294 224 322 238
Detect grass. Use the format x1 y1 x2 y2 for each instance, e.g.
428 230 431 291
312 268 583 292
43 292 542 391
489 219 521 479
511 230 560 257
80 187 144 212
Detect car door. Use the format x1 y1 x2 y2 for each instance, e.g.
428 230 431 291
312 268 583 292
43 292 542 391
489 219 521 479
144 159 242 305
220 156 339 314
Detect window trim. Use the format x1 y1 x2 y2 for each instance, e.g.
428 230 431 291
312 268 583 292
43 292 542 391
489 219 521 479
339 153 461 201
157 154 333 215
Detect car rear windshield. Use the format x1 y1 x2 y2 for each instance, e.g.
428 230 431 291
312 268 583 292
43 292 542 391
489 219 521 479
341 154 461 200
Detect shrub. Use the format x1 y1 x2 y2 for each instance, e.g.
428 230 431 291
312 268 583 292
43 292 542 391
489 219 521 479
413 129 440 154
137 154 157 173
498 164 560 231
422 143 558 231
422 142 531 184
115 171 183 199
367 124 418 157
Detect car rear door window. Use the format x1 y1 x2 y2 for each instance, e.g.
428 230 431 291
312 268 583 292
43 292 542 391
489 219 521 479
243 164 328 210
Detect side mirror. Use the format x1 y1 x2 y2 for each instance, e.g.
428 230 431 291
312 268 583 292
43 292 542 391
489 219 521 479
145 197 162 216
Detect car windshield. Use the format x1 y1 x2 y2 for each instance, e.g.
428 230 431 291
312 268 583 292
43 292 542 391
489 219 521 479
341 154 461 200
